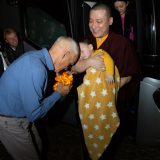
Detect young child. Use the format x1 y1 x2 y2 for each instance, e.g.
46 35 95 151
77 41 120 160
79 41 116 84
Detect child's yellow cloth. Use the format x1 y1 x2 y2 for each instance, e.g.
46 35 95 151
77 49 120 160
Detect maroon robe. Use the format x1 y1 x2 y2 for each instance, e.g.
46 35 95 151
88 31 142 115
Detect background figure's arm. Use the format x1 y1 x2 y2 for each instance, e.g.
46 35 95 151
120 76 132 88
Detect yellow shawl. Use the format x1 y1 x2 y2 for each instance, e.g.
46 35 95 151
77 49 120 160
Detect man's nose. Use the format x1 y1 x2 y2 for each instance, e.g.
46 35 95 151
91 22 97 29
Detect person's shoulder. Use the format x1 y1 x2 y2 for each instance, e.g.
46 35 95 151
26 48 46 56
25 50 47 73
109 31 129 43
19 49 42 62
109 31 135 50
94 49 112 59
95 49 109 55
126 9 137 20
126 9 136 16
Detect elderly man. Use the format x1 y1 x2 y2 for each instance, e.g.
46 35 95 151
0 36 79 160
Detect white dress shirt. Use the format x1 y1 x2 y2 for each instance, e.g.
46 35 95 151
0 51 8 70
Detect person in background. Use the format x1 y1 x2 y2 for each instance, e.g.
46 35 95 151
112 0 137 48
3 28 24 64
75 41 120 160
72 3 141 160
0 29 8 76
0 36 80 160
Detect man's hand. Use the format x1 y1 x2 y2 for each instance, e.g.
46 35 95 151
71 52 105 73
89 52 105 71
55 83 72 96
120 76 132 88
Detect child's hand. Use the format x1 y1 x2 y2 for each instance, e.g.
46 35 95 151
90 53 105 71
106 75 114 84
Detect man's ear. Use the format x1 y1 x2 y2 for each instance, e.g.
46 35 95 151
88 44 93 51
64 50 70 57
109 17 113 26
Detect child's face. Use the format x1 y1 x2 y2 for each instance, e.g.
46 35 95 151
79 43 93 61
